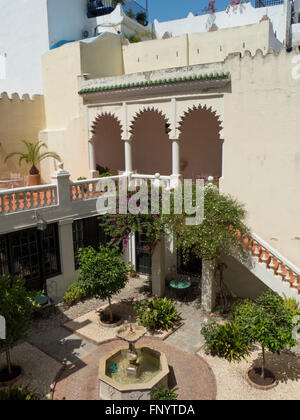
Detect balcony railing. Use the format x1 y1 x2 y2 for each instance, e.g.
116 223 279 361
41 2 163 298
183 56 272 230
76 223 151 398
0 184 57 215
255 0 283 7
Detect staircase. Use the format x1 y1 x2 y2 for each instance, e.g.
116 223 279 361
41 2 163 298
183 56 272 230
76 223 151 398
244 233 300 303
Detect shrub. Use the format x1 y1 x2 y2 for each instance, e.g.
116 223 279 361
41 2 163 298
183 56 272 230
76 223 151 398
63 282 85 306
0 275 39 378
230 299 257 346
0 386 39 400
77 245 128 322
150 387 178 400
282 294 300 316
201 321 252 362
133 297 179 331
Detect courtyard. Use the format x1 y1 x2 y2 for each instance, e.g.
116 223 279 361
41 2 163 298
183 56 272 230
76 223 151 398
1 275 299 400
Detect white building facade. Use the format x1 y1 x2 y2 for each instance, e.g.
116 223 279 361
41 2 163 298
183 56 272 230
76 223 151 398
0 0 148 96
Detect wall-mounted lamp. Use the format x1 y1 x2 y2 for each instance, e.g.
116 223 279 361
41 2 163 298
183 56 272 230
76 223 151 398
32 211 47 232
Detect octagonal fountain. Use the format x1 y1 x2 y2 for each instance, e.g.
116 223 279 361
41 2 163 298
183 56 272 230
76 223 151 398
99 321 169 400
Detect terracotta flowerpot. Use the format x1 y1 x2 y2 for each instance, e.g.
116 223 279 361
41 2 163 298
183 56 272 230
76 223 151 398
29 174 41 186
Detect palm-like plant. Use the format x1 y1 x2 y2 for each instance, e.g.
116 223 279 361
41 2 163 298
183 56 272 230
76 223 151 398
4 140 61 175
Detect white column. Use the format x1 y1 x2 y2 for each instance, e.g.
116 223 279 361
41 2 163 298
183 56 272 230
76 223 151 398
88 138 98 178
124 138 133 174
47 218 76 301
171 138 180 176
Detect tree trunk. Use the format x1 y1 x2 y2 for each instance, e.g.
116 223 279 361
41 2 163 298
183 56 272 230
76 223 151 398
108 297 113 322
261 346 265 379
201 259 217 312
5 348 12 377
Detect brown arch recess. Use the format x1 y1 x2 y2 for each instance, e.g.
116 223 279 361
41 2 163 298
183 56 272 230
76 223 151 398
91 113 125 174
130 109 172 175
178 105 223 180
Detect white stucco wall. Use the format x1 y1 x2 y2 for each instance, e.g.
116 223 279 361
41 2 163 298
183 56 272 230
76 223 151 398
0 0 49 96
47 0 89 48
154 2 286 44
292 23 300 44
83 5 152 40
294 0 300 22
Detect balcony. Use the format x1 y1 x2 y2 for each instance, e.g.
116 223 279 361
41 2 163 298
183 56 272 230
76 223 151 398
87 0 148 26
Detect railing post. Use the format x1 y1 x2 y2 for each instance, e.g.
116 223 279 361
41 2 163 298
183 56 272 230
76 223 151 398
51 163 72 211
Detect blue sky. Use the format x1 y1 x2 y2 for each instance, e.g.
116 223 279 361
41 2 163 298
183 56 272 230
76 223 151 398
138 0 255 22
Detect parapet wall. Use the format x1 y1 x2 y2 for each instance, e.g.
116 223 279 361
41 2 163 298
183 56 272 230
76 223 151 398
122 20 282 74
0 92 46 181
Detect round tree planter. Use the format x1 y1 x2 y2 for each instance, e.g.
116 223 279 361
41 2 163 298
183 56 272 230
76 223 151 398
245 367 278 391
99 313 123 329
0 366 23 388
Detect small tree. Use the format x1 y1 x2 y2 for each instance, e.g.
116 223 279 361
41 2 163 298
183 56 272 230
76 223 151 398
249 291 296 379
77 245 128 322
0 275 38 378
170 185 251 311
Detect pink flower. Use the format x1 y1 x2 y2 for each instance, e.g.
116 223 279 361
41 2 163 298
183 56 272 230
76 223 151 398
210 313 215 317
133 298 137 302
147 308 151 312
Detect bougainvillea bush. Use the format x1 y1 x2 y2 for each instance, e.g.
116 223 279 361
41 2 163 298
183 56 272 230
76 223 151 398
102 183 250 266
102 183 166 252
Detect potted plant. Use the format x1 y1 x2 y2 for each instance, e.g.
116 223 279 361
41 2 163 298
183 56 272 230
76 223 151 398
4 140 61 186
0 275 39 386
77 245 128 326
126 262 137 278
136 12 147 26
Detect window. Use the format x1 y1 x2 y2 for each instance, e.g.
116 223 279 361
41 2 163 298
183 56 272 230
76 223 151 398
0 224 61 291
135 232 151 275
73 216 109 269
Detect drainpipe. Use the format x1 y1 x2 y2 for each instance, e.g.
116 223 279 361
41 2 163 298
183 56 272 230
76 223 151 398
284 0 292 48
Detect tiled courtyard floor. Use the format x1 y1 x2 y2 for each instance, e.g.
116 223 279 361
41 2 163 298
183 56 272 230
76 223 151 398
53 337 217 401
0 342 61 399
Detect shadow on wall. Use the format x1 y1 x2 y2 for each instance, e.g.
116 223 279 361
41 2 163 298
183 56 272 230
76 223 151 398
131 109 172 175
221 254 269 299
179 105 223 180
93 113 125 173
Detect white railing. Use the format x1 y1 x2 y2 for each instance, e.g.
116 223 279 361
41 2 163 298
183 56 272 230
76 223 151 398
0 184 58 215
249 233 300 294
71 175 125 201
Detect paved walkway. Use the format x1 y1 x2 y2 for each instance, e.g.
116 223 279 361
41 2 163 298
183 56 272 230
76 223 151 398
53 337 217 401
